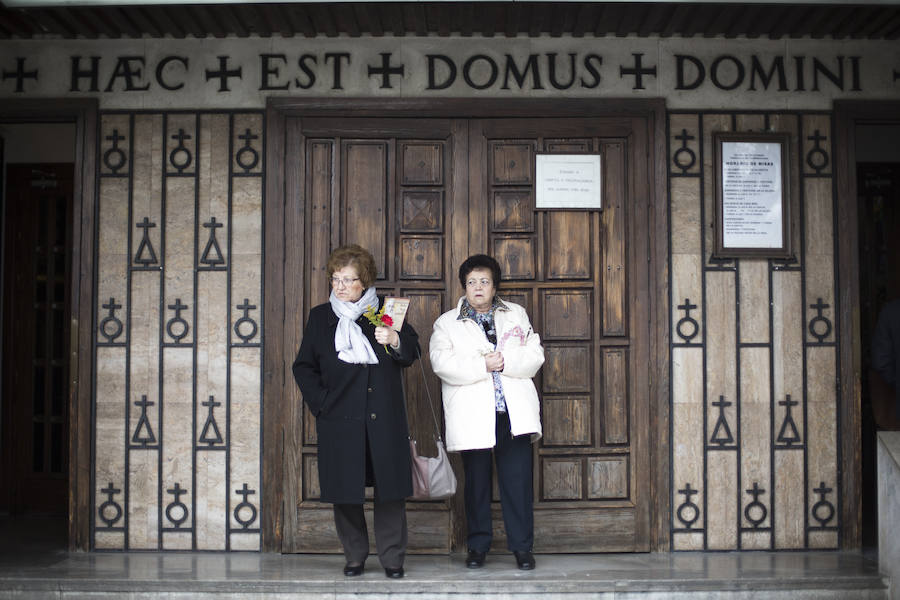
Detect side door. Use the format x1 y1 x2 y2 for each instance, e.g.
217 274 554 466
469 118 651 551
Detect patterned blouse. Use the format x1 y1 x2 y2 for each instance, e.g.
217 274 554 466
458 298 508 413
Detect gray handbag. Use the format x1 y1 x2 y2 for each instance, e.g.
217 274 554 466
407 350 457 501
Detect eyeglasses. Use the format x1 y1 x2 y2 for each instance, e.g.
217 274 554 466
331 276 360 287
466 278 492 288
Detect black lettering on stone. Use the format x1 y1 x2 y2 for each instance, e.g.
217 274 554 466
812 56 844 91
155 56 188 91
619 53 657 90
2 57 38 93
502 54 542 90
205 55 243 92
104 56 151 92
749 55 788 91
675 55 704 90
70 56 100 92
546 53 576 90
580 54 602 89
794 55 806 91
296 54 317 89
850 56 862 91
427 54 456 90
324 52 350 90
260 53 290 91
710 55 744 90
463 55 498 90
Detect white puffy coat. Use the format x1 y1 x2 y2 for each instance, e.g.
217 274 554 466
430 297 544 451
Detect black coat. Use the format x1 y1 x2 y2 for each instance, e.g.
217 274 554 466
873 299 900 419
292 300 418 504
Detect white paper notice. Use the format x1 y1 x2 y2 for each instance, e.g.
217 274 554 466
535 154 602 209
721 141 784 248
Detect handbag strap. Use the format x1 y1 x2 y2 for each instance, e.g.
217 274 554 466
414 346 444 439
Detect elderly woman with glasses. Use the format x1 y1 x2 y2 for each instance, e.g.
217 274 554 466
292 244 419 579
430 254 545 571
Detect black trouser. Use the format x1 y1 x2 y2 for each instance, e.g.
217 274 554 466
460 411 534 553
333 500 407 569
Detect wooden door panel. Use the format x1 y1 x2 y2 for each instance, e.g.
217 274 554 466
602 348 629 444
342 141 388 275
547 212 592 279
473 119 647 553
601 140 627 336
285 114 650 554
288 118 458 554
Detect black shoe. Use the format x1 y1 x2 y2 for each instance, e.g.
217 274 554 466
465 550 486 568
343 562 364 576
384 566 404 579
514 551 535 570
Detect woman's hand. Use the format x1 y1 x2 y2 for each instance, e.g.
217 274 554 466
375 326 400 348
484 351 504 373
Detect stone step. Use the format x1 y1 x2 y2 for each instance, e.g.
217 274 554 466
0 551 889 599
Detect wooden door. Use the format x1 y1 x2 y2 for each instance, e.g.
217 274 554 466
283 114 650 553
283 117 466 553
469 119 650 552
1 164 72 516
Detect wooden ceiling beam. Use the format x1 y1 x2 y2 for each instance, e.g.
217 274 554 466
142 5 185 38
126 6 164 38
97 6 140 38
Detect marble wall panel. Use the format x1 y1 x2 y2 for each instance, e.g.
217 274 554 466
807 346 838 549
128 271 160 427
94 111 263 552
669 114 701 176
804 179 834 260
672 352 703 509
739 348 771 534
772 271 804 411
705 271 737 439
100 114 130 176
670 111 838 553
701 114 732 264
774 450 805 548
673 532 704 551
738 261 769 344
801 115 832 177
165 177 195 325
671 254 702 345
706 451 738 549
131 116 163 247
670 178 701 256
735 115 765 132
165 114 197 176
230 347 262 550
233 113 264 176
128 450 159 549
199 114 231 254
196 451 227 550
161 348 193 541
766 115 802 263
196 271 229 418
95 348 127 548
97 178 129 299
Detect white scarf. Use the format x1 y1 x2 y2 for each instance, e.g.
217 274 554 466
330 286 380 364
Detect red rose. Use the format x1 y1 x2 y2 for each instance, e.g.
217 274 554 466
381 314 393 327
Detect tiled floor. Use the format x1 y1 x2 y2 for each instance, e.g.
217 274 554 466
0 518 889 599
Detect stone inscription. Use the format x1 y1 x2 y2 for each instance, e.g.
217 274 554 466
2 51 867 94
1 38 897 109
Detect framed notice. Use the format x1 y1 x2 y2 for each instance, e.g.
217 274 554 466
713 132 792 259
535 153 602 210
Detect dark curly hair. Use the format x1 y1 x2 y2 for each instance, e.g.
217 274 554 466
458 254 501 289
327 244 377 289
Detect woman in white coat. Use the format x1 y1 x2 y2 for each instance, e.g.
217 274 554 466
430 254 544 570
